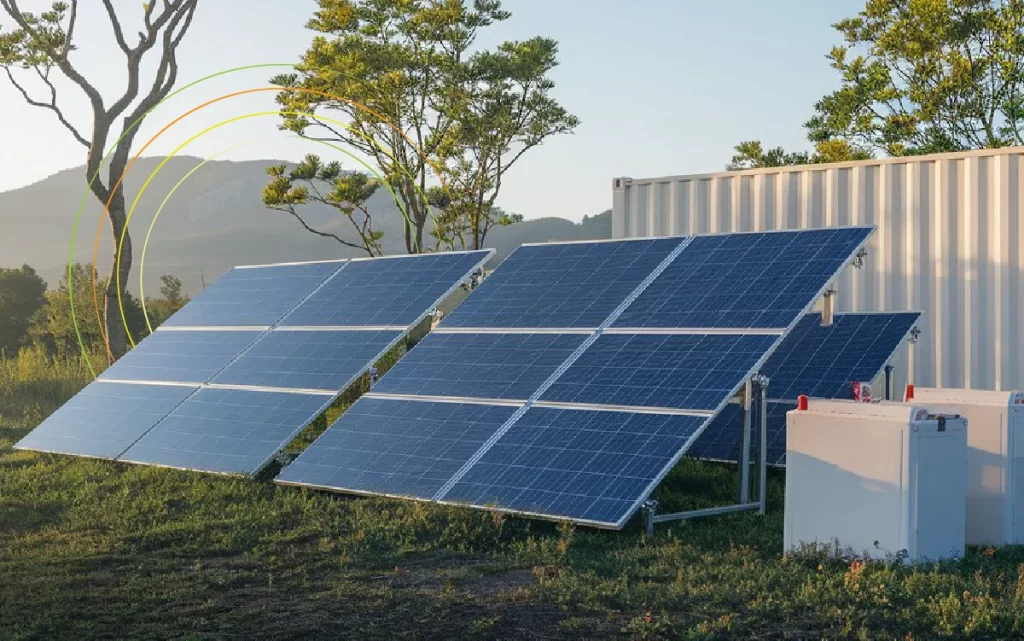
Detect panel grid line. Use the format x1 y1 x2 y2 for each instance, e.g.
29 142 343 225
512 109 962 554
432 237 693 501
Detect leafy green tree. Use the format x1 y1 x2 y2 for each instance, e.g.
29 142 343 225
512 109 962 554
726 139 872 170
805 0 1024 156
0 264 47 356
0 0 198 360
271 0 577 253
29 263 147 355
727 141 811 170
263 155 384 256
145 274 190 327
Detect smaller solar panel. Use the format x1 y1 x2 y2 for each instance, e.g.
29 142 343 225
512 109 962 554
614 228 873 329
686 312 920 465
279 251 489 327
97 329 262 384
276 398 518 498
162 261 342 327
441 407 708 527
117 388 333 475
13 382 197 459
371 332 587 400
540 333 779 411
763 312 920 399
440 239 682 329
210 329 402 391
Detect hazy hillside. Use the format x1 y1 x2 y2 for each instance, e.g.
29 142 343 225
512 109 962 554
0 156 610 295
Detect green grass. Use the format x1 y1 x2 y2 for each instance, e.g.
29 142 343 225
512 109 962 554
4 352 1024 639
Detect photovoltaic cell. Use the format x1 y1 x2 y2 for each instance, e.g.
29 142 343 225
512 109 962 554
279 251 489 327
686 312 920 465
13 381 197 459
440 239 682 328
97 329 263 384
613 228 873 329
117 388 333 475
210 329 403 391
276 398 518 498
540 333 779 411
371 332 587 400
161 261 342 327
442 407 708 527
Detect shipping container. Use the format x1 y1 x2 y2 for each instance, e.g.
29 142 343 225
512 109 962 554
612 147 1024 393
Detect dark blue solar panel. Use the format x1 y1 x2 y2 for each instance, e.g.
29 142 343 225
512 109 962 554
614 228 873 329
276 398 517 498
161 262 342 327
540 333 779 411
441 407 708 527
686 401 792 466
372 332 587 400
687 312 919 464
117 388 333 475
440 239 682 328
760 312 920 399
279 251 489 327
14 382 197 459
210 329 403 391
96 329 262 384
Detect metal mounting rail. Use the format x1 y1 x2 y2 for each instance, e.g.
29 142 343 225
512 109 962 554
642 374 771 539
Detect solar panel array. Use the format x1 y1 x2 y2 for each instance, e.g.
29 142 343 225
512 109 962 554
687 311 921 466
15 251 492 476
278 227 875 528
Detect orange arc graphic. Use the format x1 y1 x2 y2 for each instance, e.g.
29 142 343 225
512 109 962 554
90 86 449 357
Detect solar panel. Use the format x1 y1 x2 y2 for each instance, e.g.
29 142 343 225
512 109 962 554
117 388 334 475
686 311 921 465
613 228 873 329
161 261 342 327
97 329 263 384
441 407 707 527
279 228 876 528
758 311 921 399
16 250 494 476
439 239 682 328
279 252 489 327
210 329 404 391
13 381 197 459
371 332 587 400
276 398 518 498
539 333 779 411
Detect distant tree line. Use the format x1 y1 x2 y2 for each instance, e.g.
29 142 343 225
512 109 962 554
0 264 189 359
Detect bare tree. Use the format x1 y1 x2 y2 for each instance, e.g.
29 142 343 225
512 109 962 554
0 0 198 360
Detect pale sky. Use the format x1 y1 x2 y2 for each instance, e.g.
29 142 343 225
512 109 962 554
0 0 864 221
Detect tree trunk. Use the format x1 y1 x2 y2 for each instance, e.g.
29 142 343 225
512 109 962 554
103 194 131 362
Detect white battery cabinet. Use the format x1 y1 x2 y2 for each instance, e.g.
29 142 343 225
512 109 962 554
906 387 1024 546
784 399 968 563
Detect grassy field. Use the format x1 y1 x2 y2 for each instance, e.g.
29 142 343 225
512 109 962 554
4 349 1024 640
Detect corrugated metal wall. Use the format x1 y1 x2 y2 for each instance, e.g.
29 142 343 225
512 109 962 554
612 147 1024 393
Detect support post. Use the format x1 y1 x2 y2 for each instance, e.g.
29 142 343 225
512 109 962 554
757 376 769 515
738 379 753 504
884 365 894 401
642 499 658 540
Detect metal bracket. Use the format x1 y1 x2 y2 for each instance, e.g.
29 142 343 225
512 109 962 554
908 326 921 344
852 247 868 269
642 374 771 539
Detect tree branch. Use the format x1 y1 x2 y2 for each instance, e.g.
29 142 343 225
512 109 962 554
99 0 130 54
4 65 89 146
272 204 372 253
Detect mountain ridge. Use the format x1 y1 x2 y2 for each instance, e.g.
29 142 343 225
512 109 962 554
0 156 611 295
